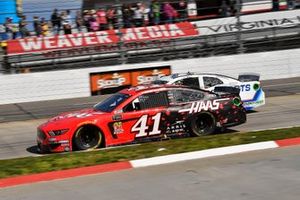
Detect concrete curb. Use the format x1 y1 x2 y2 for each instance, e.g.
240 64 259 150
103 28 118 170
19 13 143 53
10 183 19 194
1 137 300 188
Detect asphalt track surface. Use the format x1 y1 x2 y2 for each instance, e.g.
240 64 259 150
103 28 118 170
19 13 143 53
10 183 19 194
0 77 299 160
1 145 300 200
0 77 299 123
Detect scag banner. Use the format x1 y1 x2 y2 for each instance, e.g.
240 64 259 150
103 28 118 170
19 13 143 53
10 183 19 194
90 66 171 95
6 22 198 55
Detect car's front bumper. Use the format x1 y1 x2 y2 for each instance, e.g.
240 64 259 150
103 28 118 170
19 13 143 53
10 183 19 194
37 128 72 153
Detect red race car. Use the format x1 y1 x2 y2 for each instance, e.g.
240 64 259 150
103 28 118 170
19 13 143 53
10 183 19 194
37 84 246 153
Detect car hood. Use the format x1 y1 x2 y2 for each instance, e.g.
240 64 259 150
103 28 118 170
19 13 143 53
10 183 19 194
39 108 111 130
48 108 107 122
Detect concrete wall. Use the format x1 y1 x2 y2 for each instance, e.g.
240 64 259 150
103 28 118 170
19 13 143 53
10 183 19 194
1 48 300 105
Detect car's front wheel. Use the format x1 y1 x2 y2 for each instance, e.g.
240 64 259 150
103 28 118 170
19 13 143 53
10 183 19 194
190 113 216 136
73 125 103 151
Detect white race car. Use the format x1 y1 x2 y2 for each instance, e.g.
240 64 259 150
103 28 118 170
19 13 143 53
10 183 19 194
153 72 265 111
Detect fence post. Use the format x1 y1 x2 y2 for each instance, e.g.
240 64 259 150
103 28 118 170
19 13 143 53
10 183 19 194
115 0 126 64
236 0 245 53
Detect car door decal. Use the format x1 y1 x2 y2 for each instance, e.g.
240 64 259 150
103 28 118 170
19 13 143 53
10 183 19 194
131 113 162 137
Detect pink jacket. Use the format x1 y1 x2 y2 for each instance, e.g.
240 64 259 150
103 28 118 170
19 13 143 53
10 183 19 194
97 10 107 24
163 3 176 18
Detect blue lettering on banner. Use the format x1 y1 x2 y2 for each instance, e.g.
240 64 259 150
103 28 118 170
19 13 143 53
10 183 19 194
240 84 251 92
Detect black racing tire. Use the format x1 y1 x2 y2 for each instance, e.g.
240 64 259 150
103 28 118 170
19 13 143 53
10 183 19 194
190 112 216 136
73 125 103 151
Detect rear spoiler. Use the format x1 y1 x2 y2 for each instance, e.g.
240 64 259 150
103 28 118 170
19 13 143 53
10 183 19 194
238 73 260 82
213 86 240 96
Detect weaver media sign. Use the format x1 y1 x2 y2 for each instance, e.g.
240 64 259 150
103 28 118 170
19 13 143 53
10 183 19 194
6 22 198 55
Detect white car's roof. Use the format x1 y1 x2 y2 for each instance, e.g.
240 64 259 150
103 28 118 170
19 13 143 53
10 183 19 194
158 73 239 83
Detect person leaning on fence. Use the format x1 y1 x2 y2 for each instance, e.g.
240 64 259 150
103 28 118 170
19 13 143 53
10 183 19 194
107 7 116 30
219 0 230 17
96 8 108 30
286 0 295 9
19 15 30 38
89 11 99 31
41 17 49 36
177 0 187 22
33 16 42 37
150 0 161 25
122 4 134 28
272 0 280 11
83 10 91 32
51 9 61 35
163 2 178 24
141 3 150 26
75 10 84 32
4 17 18 39
132 3 144 27
61 10 72 34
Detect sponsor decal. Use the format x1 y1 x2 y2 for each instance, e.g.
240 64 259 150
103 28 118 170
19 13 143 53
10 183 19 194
244 99 264 106
6 22 198 55
193 11 300 35
131 68 170 85
97 73 128 89
240 84 251 92
113 122 124 134
206 17 299 34
179 98 229 114
166 122 186 134
132 113 162 137
90 66 171 95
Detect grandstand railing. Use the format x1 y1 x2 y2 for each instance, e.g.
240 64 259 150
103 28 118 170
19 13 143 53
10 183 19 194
1 0 300 73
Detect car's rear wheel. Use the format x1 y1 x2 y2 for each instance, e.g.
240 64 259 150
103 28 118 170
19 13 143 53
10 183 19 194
73 125 103 151
190 113 216 136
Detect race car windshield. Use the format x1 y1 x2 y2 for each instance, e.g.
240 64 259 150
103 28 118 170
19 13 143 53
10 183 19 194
93 93 130 112
152 80 168 84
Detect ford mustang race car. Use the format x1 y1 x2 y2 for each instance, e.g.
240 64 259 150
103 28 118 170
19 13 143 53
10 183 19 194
37 85 246 153
153 72 265 110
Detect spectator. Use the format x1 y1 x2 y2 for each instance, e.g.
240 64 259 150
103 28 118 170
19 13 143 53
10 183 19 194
51 9 61 35
133 3 144 27
116 6 123 29
75 10 83 32
33 16 42 37
142 3 150 26
0 24 8 41
219 0 230 17
41 18 49 36
19 15 30 38
83 10 91 32
163 2 177 24
287 0 295 9
150 0 161 25
272 0 280 11
4 17 18 39
178 0 187 22
123 4 133 28
61 10 72 34
229 0 237 16
107 7 116 30
90 14 99 31
97 8 108 30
